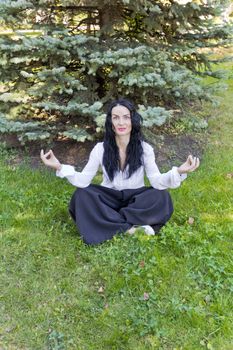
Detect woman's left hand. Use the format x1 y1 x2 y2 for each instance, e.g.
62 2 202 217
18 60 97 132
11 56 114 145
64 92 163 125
178 155 200 175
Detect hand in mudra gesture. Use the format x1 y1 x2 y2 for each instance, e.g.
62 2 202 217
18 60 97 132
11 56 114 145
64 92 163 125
40 149 62 171
178 155 200 175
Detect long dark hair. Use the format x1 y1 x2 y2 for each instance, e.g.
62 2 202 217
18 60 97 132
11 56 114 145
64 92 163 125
103 98 143 181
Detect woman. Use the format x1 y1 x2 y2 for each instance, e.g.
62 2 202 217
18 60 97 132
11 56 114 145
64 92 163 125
40 99 200 245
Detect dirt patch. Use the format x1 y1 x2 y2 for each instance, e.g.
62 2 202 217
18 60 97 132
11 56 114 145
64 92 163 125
0 130 206 171
0 134 96 170
148 132 206 170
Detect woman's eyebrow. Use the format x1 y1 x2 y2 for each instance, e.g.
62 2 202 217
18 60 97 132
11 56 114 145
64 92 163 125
112 113 130 117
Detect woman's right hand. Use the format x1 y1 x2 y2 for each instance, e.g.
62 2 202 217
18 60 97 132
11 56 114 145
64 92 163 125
40 149 62 171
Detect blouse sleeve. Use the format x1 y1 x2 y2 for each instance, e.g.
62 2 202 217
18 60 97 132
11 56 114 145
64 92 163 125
55 143 101 188
143 142 187 190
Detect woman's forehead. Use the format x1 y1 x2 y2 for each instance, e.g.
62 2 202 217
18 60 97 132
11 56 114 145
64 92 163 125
111 105 130 115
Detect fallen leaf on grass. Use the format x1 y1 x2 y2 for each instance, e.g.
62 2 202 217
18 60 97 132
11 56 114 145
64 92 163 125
188 217 195 225
204 295 211 303
226 173 233 179
139 260 145 268
5 325 16 333
143 292 149 300
98 286 104 293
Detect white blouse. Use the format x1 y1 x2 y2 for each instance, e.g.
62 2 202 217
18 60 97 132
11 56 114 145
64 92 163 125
56 141 187 190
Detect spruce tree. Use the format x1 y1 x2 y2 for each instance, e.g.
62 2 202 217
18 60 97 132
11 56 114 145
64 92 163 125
0 0 231 143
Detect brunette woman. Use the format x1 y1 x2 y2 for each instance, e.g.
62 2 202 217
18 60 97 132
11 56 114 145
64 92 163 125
40 99 199 245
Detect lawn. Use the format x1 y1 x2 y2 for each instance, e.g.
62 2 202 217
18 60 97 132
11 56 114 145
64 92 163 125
0 62 233 349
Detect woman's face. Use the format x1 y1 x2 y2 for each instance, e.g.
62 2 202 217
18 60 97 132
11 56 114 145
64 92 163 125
111 105 132 137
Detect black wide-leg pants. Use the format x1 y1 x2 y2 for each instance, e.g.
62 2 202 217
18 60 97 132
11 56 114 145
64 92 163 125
69 184 173 245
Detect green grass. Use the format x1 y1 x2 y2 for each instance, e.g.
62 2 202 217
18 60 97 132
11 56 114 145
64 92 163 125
1 64 233 349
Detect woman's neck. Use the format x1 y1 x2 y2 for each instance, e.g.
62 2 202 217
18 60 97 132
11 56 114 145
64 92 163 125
115 135 130 151
115 135 130 171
